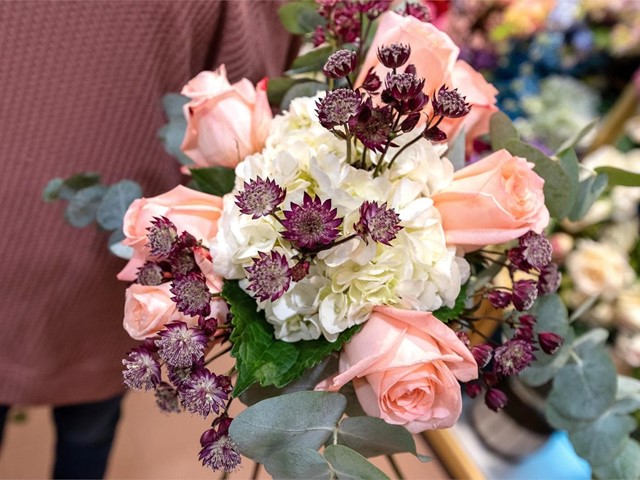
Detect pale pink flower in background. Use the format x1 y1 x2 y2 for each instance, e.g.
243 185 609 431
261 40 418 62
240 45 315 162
117 185 223 281
181 64 272 169
317 306 477 433
432 149 549 251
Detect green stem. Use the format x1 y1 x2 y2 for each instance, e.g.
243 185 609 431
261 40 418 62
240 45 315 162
345 129 352 164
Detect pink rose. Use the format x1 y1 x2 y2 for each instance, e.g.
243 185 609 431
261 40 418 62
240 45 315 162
317 306 477 433
117 185 223 281
432 149 549 251
123 283 196 340
356 12 497 148
180 64 272 169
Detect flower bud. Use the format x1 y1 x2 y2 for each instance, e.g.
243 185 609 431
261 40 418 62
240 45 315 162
471 344 493 368
512 279 538 311
465 381 482 398
538 331 564 355
487 290 512 309
485 388 508 412
377 43 411 69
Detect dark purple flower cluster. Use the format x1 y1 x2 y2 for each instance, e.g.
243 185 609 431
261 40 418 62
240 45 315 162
199 416 241 473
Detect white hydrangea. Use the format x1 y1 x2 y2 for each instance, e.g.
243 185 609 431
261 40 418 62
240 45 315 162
211 96 465 342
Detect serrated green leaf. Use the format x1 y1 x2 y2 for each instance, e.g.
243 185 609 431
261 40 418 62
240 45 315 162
594 166 640 187
287 46 333 75
158 93 193 166
264 447 332 480
323 445 389 480
190 167 235 196
548 342 617 421
96 180 142 230
433 284 467 323
504 139 574 219
592 439 640 480
489 111 519 151
222 281 361 395
567 172 608 221
278 1 325 35
569 411 637 467
337 417 429 461
229 391 346 464
64 184 108 228
42 177 64 202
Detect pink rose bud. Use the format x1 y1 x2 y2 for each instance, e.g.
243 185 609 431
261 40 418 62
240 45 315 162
538 331 564 355
471 344 494 368
485 388 508 412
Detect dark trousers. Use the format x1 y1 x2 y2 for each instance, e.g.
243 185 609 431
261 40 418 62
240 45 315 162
0 394 122 479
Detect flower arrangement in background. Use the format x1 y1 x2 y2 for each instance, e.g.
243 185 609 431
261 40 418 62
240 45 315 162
44 1 640 478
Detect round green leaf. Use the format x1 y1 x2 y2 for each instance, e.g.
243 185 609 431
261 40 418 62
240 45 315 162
264 447 331 480
593 439 640 480
229 391 346 464
569 411 636 467
323 445 389 480
64 184 108 228
96 180 142 230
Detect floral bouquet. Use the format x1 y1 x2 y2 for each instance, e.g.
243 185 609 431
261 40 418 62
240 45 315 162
45 1 640 478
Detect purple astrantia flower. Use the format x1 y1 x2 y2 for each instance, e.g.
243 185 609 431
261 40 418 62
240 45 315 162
170 272 212 317
538 331 564 355
235 177 286 219
322 49 358 78
122 347 161 390
385 71 425 101
512 279 538 311
398 1 431 21
245 251 292 302
361 67 382 93
136 262 164 286
180 369 231 417
355 0 392 19
538 263 561 295
167 359 204 388
487 289 512 309
316 88 362 129
377 43 411 69
154 382 181 413
350 104 393 152
515 314 536 341
354 201 402 245
147 216 178 258
520 231 552 270
485 387 508 412
199 421 242 473
471 344 494 369
169 249 197 276
493 339 535 376
155 321 209 368
291 260 310 282
431 86 471 118
281 193 343 250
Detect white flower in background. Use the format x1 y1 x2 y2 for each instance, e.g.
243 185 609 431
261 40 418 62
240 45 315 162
211 96 464 342
600 219 639 253
616 285 640 332
566 239 635 301
615 330 640 368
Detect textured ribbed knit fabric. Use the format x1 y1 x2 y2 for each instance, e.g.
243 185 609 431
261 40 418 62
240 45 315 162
0 0 296 405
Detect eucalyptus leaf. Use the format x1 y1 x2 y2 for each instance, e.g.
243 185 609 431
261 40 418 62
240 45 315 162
96 180 142 230
190 167 236 196
278 1 325 35
337 417 429 461
158 93 193 166
592 439 640 480
489 111 519 151
108 228 133 259
445 128 466 171
611 376 640 415
569 410 637 467
229 391 346 464
264 447 332 480
42 177 64 202
557 149 580 211
339 382 367 418
268 76 305 107
567 172 608 221
281 81 326 110
545 400 589 432
58 172 102 200
64 184 108 228
572 328 609 350
519 329 574 387
287 47 333 75
323 445 390 480
527 294 570 340
555 119 598 156
504 139 574 219
547 342 617 421
594 166 640 187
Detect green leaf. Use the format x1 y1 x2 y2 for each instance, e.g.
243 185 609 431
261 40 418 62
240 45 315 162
223 281 361 395
281 81 326 110
547 341 617 421
96 180 142 230
557 149 580 211
569 411 637 467
337 416 429 461
489 112 519 151
58 172 102 200
323 445 390 480
228 391 346 464
592 439 640 480
158 93 193 166
594 166 640 187
555 119 598 156
64 184 108 228
190 167 235 196
287 46 333 75
264 447 331 480
611 376 640 415
504 139 574 219
278 1 325 35
433 284 467 323
108 228 133 259
567 172 608 221
43 178 64 202
446 127 466 171
545 400 589 432
267 76 304 107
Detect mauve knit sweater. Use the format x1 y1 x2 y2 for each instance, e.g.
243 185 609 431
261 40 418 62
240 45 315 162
0 1 296 405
